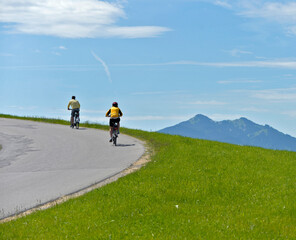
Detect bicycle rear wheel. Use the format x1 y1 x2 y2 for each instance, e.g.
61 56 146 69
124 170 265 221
112 134 117 146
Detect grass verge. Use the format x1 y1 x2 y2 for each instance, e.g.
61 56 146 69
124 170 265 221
0 114 296 239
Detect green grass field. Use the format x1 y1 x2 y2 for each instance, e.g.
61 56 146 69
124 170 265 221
0 114 295 239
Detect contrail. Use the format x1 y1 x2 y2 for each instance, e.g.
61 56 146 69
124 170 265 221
91 51 112 83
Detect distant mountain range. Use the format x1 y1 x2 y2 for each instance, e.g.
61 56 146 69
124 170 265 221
158 114 296 152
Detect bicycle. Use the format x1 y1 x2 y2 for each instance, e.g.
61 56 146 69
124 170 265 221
111 122 119 146
69 109 80 129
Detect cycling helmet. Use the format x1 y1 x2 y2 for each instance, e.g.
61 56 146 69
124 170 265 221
112 102 118 107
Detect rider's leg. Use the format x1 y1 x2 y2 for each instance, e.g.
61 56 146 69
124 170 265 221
109 127 112 142
70 110 74 126
109 119 113 142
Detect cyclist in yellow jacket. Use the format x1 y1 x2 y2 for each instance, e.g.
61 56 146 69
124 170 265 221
67 96 80 127
106 102 123 142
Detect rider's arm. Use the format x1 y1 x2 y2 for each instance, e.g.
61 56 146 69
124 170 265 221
119 109 123 117
105 109 111 117
67 101 71 110
77 101 81 109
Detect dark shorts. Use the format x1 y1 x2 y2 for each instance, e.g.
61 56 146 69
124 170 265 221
71 109 80 117
109 118 120 127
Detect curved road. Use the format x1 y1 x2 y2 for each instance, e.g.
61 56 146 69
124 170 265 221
0 118 144 219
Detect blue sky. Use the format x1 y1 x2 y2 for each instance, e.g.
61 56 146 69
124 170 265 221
1 0 296 135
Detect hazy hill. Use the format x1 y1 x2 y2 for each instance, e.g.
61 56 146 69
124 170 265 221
158 114 296 151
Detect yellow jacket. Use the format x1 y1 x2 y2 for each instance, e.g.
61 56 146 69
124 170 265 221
67 99 80 109
106 107 123 118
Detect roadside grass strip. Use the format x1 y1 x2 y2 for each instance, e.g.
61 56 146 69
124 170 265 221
0 114 296 239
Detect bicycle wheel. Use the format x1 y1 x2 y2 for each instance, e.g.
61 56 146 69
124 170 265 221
112 134 117 146
76 121 79 129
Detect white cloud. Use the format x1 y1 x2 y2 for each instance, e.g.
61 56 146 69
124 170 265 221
105 26 171 38
239 2 296 23
0 53 14 57
52 52 61 56
132 91 165 95
0 0 171 38
211 0 296 36
218 79 262 84
213 0 232 9
120 60 296 69
124 116 190 121
236 87 296 102
8 105 38 110
131 90 186 95
81 109 106 114
59 46 67 50
282 110 296 118
240 107 268 112
3 59 296 71
223 49 253 57
251 88 296 101
82 115 190 122
189 100 227 105
171 60 296 69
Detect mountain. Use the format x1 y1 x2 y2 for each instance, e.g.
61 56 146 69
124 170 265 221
158 114 296 152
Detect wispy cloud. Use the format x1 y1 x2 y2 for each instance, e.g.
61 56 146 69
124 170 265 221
81 109 106 114
213 0 232 9
236 87 296 102
217 79 262 84
239 2 296 23
81 115 191 122
3 59 296 72
113 60 296 69
132 90 187 95
0 64 100 71
0 53 14 57
209 0 296 36
8 105 38 110
52 52 61 56
251 88 296 101
223 49 253 57
240 107 269 112
132 91 165 95
189 100 227 105
123 115 191 121
0 0 171 38
91 51 112 83
282 110 296 118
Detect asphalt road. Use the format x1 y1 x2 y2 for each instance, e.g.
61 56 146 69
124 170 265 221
0 118 145 219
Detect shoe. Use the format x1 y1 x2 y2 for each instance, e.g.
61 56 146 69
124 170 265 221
109 138 112 142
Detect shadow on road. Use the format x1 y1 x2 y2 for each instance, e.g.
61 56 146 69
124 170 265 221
115 144 135 147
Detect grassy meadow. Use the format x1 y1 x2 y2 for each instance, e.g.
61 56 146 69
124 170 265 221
0 114 295 239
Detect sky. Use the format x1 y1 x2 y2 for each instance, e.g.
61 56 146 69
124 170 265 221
1 0 296 136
